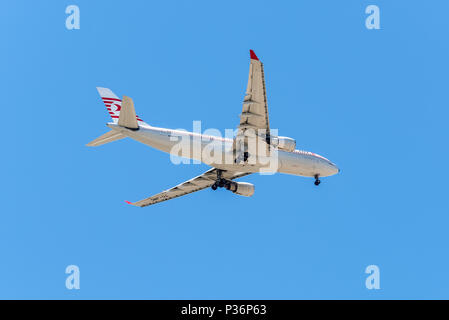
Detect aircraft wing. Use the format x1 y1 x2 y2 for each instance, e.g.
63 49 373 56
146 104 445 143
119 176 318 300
126 168 251 207
235 50 271 161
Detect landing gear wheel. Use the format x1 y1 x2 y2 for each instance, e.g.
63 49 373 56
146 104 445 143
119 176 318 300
314 174 321 186
211 184 218 191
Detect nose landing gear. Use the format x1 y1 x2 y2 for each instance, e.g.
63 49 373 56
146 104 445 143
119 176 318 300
314 174 321 186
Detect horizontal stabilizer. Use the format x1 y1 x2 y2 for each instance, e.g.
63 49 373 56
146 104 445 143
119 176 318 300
118 96 139 129
86 130 125 147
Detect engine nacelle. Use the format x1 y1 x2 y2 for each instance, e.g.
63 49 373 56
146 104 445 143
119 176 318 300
271 136 296 152
226 182 255 197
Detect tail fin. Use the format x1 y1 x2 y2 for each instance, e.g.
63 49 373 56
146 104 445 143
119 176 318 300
86 130 125 147
96 87 147 126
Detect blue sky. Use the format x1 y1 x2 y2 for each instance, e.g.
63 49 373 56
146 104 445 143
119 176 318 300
1 0 449 299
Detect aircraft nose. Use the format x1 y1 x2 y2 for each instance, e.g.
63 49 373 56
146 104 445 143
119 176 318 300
330 163 340 175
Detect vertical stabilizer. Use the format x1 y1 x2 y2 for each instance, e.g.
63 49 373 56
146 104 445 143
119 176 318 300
96 87 148 126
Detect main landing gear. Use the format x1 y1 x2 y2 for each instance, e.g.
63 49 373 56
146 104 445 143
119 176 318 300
314 174 321 186
211 170 233 191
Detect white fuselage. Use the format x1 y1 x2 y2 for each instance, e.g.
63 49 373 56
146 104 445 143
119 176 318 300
107 123 339 178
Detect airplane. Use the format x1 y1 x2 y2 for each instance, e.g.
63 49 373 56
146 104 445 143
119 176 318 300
87 50 340 207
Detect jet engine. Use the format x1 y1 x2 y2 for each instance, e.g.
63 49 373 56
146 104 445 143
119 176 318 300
225 181 255 197
271 136 296 152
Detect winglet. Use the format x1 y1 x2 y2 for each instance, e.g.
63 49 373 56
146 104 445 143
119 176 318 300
125 200 134 205
250 50 259 61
